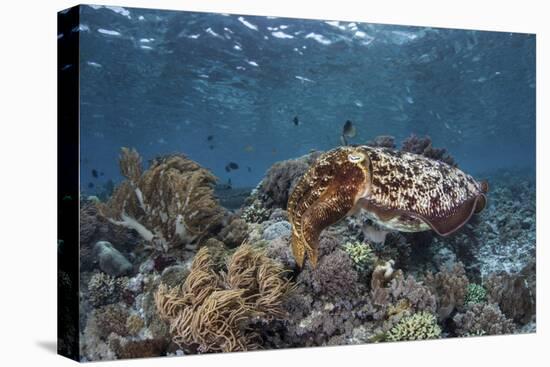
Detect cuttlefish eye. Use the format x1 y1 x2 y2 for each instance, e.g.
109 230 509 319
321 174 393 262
348 152 365 163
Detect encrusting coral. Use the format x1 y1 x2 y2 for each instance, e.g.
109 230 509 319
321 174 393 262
98 148 224 252
154 244 293 353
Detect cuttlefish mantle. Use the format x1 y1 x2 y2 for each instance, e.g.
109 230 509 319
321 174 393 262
287 146 488 268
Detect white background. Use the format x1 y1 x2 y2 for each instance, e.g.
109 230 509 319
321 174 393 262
0 0 547 366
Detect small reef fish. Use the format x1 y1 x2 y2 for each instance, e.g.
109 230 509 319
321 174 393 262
228 162 239 170
207 135 214 141
340 120 356 145
293 116 299 126
88 182 95 188
91 169 99 178
247 166 252 172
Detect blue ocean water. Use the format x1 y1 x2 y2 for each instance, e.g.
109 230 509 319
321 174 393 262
76 5 535 192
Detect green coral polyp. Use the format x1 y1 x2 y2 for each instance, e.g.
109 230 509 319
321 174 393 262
386 312 442 341
465 283 487 305
343 241 375 272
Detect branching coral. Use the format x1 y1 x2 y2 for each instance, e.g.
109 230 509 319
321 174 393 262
465 284 487 305
343 242 376 273
366 135 396 149
155 244 293 353
385 312 441 342
98 148 224 252
453 303 516 336
424 263 469 321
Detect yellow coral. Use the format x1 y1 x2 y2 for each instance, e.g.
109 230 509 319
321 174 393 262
98 148 224 252
155 244 293 353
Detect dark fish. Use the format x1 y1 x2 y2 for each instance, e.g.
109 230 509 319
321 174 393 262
207 135 214 141
209 145 214 150
91 169 98 178
293 116 299 126
247 166 252 172
227 178 232 187
341 120 356 146
88 182 95 188
228 162 239 170
225 165 231 172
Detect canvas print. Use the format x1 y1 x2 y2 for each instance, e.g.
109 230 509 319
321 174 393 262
57 4 536 362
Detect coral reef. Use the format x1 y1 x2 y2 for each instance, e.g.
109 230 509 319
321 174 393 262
87 272 128 307
453 303 516 336
424 263 469 320
258 151 321 208
97 148 224 252
218 217 248 248
155 244 293 353
401 134 457 167
366 135 396 148
484 269 535 324
385 312 441 342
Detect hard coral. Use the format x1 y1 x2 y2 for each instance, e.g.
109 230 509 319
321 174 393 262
401 134 457 167
453 303 516 336
343 241 376 273
98 148 224 252
465 284 487 305
155 244 293 353
386 312 441 341
87 272 128 307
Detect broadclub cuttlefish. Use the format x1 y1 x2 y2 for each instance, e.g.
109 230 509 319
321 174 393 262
287 146 488 268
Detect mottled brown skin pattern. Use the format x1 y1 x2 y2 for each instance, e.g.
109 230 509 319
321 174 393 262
287 147 371 268
287 146 488 268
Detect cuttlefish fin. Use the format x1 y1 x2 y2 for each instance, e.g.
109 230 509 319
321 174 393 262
417 194 487 236
298 187 356 267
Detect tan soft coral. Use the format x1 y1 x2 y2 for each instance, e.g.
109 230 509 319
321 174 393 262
155 244 293 353
98 148 224 252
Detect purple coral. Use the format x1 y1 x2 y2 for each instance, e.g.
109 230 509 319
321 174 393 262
366 135 396 148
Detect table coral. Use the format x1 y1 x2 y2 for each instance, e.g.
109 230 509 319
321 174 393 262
155 244 293 353
98 148 224 252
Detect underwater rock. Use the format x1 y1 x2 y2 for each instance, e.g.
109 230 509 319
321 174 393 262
401 134 457 167
159 265 190 289
218 217 249 248
80 200 140 271
453 303 516 336
269 208 289 222
97 148 224 252
258 151 322 208
262 221 291 241
94 241 133 277
366 135 396 149
265 237 296 270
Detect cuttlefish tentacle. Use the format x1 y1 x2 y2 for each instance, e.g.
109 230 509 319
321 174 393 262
298 188 356 267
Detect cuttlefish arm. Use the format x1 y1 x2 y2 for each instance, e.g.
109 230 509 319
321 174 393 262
293 187 357 267
288 147 371 268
